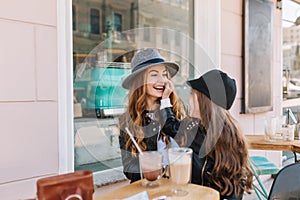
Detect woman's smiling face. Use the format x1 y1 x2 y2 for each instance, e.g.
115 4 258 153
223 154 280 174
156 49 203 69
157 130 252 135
145 65 169 100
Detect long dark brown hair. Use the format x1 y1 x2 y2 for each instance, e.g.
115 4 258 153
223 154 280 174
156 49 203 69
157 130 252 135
119 68 186 156
194 90 253 197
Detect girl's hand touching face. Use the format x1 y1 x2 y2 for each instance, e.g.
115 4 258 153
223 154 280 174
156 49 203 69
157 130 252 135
162 79 174 99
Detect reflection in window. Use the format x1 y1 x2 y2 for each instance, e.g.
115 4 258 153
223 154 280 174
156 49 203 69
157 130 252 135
162 29 168 44
175 31 181 46
90 8 100 34
72 5 76 30
143 24 150 41
72 0 194 183
113 13 122 32
282 0 300 100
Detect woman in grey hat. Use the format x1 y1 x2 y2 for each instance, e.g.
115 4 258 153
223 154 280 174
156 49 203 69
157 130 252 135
118 48 186 183
173 69 253 200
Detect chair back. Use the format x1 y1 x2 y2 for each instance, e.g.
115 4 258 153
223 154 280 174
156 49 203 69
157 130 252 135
37 170 94 200
268 162 300 200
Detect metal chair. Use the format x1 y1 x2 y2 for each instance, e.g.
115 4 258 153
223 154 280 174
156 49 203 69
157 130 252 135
249 156 280 200
268 162 300 200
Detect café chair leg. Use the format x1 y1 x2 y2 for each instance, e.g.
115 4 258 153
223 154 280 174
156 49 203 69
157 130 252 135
253 184 266 200
252 172 268 199
249 156 280 200
293 152 300 163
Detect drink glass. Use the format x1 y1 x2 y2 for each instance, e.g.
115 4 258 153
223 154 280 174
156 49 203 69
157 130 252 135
295 123 300 140
264 116 277 142
275 116 286 140
139 151 163 187
168 147 193 196
283 124 295 141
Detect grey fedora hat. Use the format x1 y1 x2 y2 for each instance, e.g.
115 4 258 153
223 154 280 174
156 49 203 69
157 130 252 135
122 48 179 89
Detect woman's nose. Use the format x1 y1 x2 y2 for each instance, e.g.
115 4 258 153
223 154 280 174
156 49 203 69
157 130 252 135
157 75 167 83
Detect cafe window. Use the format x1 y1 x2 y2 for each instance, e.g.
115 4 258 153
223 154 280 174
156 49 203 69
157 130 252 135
162 29 169 44
143 24 150 41
73 5 76 31
113 13 122 32
90 8 100 34
71 0 220 185
175 31 181 46
282 0 300 101
281 1 300 149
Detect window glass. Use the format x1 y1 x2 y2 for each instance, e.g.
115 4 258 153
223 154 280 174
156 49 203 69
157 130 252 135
90 8 100 34
282 0 300 100
162 29 169 44
72 0 194 184
113 13 122 32
72 5 76 30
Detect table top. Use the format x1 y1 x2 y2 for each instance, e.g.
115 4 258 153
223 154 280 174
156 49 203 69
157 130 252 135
245 134 300 153
95 178 220 200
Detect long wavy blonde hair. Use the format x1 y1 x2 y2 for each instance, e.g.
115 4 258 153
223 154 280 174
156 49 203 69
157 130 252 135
194 90 253 198
119 68 186 156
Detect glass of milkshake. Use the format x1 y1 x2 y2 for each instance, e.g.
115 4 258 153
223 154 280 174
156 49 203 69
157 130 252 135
168 147 193 196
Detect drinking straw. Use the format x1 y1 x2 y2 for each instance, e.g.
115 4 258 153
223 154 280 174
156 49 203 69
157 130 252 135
125 127 144 155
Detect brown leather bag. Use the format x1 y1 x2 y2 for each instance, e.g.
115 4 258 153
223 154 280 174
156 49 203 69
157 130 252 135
36 170 94 200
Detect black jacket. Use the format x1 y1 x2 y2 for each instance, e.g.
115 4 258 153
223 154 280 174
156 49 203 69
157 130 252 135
176 117 244 200
119 108 243 200
118 108 180 183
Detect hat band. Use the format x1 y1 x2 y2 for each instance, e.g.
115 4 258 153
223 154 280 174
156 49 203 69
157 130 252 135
132 58 165 73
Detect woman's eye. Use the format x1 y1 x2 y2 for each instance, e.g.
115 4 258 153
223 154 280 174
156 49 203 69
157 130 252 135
163 73 168 77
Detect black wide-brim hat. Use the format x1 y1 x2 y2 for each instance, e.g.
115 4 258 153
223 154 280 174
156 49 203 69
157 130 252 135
122 48 179 89
187 69 237 110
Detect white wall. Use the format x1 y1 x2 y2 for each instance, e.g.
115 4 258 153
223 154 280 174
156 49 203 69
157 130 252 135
0 0 60 199
221 0 283 166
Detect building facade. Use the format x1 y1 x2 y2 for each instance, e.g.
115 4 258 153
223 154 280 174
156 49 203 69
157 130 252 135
0 0 283 199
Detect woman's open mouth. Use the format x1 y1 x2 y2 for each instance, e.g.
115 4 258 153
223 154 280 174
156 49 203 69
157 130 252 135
154 85 165 91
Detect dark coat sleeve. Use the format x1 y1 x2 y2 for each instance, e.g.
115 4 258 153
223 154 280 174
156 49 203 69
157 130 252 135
118 116 159 183
118 128 141 183
159 107 181 138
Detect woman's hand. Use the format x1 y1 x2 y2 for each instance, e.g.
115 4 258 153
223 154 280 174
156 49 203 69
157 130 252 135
162 79 174 99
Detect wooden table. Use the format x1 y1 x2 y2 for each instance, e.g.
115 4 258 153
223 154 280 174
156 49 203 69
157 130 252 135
245 135 300 162
95 178 220 200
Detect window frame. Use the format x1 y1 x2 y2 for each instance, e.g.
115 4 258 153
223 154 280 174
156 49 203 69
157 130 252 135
58 0 75 173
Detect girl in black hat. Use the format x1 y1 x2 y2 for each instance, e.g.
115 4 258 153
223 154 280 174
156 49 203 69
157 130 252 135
118 48 186 183
172 69 253 200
